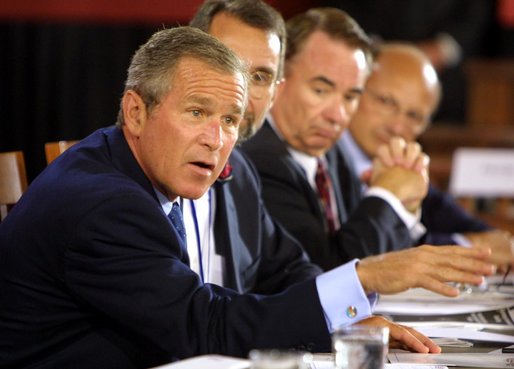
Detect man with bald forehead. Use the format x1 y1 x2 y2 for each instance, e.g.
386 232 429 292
341 42 514 267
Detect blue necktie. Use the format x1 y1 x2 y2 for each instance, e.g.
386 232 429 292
168 202 187 244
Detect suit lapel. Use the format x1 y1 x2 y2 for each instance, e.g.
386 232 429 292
336 139 363 214
105 127 190 263
261 121 324 219
213 178 245 292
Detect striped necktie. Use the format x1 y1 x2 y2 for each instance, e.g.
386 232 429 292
315 159 337 235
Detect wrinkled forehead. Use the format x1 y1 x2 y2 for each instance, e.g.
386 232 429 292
171 57 248 109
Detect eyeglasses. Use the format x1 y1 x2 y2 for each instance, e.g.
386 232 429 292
364 88 429 128
249 70 279 99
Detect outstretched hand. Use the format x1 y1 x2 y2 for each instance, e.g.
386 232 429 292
356 245 494 296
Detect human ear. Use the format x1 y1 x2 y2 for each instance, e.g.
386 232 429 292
122 90 147 137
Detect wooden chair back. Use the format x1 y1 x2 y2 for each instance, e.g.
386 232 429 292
0 151 28 221
45 140 78 164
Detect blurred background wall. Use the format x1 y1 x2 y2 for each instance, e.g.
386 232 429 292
1 0 513 181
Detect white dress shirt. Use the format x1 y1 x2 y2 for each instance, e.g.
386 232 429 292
154 154 376 331
155 188 224 285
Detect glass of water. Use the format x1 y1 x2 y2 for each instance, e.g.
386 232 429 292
249 349 313 369
332 325 389 369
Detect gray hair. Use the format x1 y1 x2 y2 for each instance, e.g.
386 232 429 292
117 26 249 126
190 0 286 80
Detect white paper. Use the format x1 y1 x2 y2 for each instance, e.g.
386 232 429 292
309 357 447 369
375 288 513 316
431 337 474 348
388 352 514 368
310 363 448 369
417 327 514 344
385 365 448 369
149 355 250 369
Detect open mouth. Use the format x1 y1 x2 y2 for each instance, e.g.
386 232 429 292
191 161 215 171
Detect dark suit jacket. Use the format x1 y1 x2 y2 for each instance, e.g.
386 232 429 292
0 127 330 369
336 139 492 246
213 147 322 294
241 121 411 271
419 186 491 245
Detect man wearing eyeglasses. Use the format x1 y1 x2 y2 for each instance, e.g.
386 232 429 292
340 42 514 268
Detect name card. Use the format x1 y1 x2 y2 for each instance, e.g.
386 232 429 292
449 148 514 197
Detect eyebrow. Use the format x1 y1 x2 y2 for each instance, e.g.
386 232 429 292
349 87 364 95
189 96 215 107
310 76 336 88
311 76 364 95
229 103 244 116
188 96 244 116
253 66 276 76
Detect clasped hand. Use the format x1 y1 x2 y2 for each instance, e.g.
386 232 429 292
367 137 429 213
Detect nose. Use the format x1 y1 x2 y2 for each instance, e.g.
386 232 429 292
324 97 348 130
201 119 223 151
387 115 411 138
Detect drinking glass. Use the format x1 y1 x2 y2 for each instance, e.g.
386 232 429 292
332 325 389 369
249 349 312 369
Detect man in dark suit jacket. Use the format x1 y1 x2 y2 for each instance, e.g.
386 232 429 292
0 26 333 369
187 0 322 293
342 42 514 268
242 8 430 270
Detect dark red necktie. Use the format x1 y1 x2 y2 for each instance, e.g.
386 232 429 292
315 159 337 235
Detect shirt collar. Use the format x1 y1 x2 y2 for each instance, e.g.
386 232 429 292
154 187 180 215
268 113 323 189
341 131 372 178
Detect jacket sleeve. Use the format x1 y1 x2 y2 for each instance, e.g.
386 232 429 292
65 191 331 365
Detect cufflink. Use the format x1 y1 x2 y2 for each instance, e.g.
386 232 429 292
345 306 357 318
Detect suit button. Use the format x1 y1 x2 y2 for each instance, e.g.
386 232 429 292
346 305 357 318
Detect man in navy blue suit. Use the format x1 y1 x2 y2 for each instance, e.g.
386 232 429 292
0 16 494 369
340 42 514 268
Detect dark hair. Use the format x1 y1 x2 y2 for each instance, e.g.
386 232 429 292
117 26 248 126
190 0 286 80
285 7 375 74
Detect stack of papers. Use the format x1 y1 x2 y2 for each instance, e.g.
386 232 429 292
375 288 514 317
388 352 514 369
414 326 514 344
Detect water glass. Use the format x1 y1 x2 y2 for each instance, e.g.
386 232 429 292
249 349 312 369
332 325 389 369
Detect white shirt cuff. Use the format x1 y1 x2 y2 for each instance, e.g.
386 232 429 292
451 233 472 247
316 259 376 332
